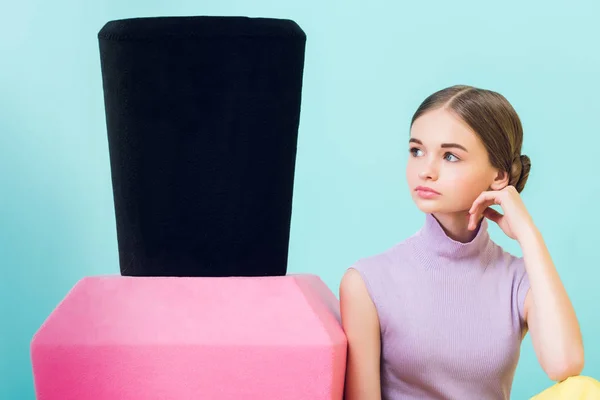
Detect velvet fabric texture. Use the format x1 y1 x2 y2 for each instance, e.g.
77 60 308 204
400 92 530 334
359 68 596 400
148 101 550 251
98 16 306 277
31 275 347 399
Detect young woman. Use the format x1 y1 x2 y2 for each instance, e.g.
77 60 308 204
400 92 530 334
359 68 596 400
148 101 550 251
340 85 588 399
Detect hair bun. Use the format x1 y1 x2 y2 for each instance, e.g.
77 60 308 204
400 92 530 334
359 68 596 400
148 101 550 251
515 154 531 193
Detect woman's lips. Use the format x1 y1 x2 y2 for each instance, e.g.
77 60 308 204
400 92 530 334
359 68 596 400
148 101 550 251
415 186 441 199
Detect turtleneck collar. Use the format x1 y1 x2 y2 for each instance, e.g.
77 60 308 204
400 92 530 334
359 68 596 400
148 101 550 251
415 213 491 261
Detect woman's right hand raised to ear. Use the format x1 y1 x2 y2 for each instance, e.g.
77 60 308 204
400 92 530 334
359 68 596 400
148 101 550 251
339 268 383 400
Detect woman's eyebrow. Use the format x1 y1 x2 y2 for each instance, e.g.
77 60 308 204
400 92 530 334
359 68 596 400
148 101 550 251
409 138 468 152
441 143 468 152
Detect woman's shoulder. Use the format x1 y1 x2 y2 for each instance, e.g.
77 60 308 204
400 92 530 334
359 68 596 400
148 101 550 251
490 240 526 268
350 238 413 272
487 240 528 283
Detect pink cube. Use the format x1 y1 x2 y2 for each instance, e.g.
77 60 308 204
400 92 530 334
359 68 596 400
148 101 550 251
31 274 347 400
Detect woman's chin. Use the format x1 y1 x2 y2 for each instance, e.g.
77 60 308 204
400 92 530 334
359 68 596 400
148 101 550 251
413 198 470 216
412 197 458 214
413 199 441 214
413 195 442 214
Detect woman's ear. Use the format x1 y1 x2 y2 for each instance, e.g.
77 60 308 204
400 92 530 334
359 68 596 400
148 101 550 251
489 169 509 191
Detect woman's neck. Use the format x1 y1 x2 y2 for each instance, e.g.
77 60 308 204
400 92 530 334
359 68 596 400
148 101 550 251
431 211 484 243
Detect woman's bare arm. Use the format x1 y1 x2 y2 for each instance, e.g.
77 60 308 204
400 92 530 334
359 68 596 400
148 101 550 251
339 268 382 400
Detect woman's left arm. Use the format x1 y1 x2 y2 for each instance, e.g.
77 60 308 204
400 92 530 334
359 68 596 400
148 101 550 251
520 225 584 381
468 185 584 382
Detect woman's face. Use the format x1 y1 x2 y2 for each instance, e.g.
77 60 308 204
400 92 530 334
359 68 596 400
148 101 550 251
406 108 504 215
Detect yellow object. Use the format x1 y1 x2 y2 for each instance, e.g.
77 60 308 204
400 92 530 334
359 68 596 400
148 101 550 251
530 376 600 399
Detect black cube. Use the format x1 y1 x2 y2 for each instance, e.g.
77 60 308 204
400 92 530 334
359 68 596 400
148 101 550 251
98 16 306 277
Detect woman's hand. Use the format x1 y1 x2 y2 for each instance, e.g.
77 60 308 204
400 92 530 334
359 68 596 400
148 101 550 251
468 185 535 242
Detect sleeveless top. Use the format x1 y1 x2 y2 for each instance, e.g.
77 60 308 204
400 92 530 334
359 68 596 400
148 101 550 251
350 213 531 400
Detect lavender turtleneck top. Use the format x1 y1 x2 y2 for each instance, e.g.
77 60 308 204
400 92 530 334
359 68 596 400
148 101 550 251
350 213 531 400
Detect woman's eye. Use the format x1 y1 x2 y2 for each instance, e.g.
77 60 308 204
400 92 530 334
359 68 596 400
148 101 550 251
444 152 459 162
409 147 423 157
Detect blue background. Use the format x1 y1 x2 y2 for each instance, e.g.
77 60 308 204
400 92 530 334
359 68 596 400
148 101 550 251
1 0 598 398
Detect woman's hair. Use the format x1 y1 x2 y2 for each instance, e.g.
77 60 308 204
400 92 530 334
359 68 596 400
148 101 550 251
410 85 531 193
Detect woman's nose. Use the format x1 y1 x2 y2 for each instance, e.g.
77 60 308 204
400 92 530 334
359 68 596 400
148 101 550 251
418 159 439 181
